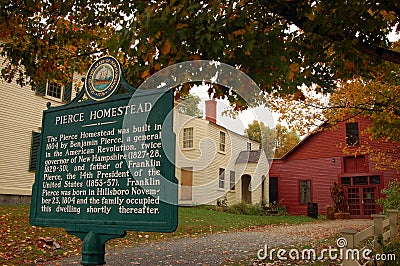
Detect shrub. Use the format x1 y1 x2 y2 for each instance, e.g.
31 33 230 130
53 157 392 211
377 179 400 211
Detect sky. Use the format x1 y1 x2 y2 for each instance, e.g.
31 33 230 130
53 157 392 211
190 85 277 136
187 25 400 136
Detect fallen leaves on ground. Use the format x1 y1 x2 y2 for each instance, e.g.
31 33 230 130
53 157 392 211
0 205 81 265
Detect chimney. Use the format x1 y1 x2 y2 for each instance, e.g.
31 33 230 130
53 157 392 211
205 100 217 124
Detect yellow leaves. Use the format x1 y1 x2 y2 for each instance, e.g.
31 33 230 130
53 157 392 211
293 89 305 101
189 54 201 60
228 29 246 40
288 63 300 80
176 23 186 29
141 69 150 79
344 60 356 71
161 40 172 55
232 29 245 37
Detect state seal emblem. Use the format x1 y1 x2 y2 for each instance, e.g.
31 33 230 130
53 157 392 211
85 56 121 101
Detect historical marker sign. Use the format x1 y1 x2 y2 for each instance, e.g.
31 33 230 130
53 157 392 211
30 56 177 265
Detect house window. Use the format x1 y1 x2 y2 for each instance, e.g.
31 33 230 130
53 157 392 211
346 122 359 146
247 142 251 151
219 131 226 152
46 81 62 99
183 127 193 149
299 180 311 204
230 171 235 190
29 131 41 171
36 80 73 102
219 168 225 189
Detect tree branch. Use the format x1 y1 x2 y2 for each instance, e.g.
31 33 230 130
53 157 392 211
263 0 400 65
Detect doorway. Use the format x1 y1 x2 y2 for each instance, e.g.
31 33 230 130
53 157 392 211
180 168 193 200
241 175 252 204
269 177 278 204
341 175 381 218
346 186 378 218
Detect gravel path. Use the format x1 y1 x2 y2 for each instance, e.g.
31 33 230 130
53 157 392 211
46 219 372 266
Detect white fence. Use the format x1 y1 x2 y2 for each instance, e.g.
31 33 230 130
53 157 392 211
340 210 398 266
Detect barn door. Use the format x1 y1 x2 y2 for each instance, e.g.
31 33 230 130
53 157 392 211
269 177 278 203
347 186 378 218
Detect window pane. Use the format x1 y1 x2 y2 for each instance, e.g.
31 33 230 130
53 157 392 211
219 168 225 189
299 180 311 204
346 122 359 146
183 127 193 148
219 132 226 152
341 177 351 186
47 81 62 99
230 171 235 190
370 175 380 184
353 176 368 185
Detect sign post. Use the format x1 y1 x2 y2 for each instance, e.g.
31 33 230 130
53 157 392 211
30 56 178 265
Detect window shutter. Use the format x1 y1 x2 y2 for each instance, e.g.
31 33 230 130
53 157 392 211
35 82 47 96
63 81 73 102
29 131 41 171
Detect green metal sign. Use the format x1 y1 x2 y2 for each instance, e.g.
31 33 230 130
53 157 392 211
30 56 177 265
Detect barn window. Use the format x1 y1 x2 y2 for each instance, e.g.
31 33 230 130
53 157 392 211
370 175 380 184
346 122 359 146
344 155 367 173
353 176 368 185
341 177 351 186
299 180 311 204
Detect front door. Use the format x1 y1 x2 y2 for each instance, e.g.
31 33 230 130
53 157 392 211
346 186 378 218
241 175 251 204
181 168 193 200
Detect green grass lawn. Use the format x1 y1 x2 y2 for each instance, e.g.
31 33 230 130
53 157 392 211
0 204 315 265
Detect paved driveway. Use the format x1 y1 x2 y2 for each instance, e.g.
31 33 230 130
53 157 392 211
47 219 372 266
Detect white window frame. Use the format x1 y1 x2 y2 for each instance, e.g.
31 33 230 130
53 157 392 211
219 131 226 153
45 81 63 101
230 170 235 191
183 127 194 149
219 168 225 189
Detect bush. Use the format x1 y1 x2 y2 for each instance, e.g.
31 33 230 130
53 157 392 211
377 179 400 211
222 201 287 216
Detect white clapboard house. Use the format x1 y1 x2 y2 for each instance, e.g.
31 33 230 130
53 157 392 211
0 60 270 205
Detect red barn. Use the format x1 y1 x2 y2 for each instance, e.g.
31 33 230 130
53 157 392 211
269 116 400 218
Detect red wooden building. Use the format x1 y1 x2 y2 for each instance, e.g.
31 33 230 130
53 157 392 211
269 116 399 218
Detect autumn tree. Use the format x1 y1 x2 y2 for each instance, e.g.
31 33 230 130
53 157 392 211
267 51 400 170
245 120 300 158
1 1 399 95
1 1 399 166
177 94 203 118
